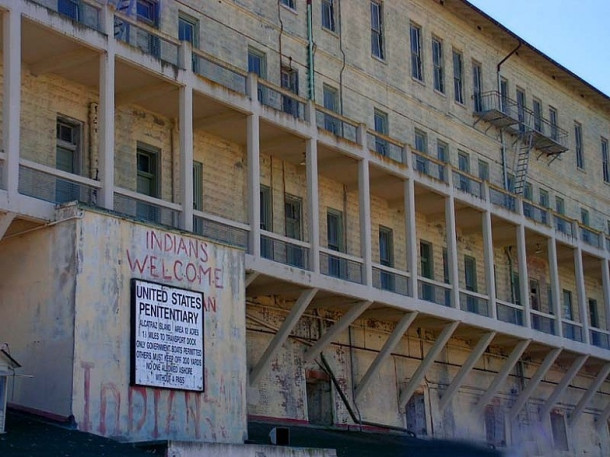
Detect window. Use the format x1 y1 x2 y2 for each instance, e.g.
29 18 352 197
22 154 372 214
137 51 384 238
464 256 477 292
327 209 346 278
136 0 159 56
323 84 340 134
285 194 304 267
406 392 427 437
457 150 470 192
260 185 273 258
280 0 295 9
523 182 533 201
550 411 569 451
562 289 573 321
555 196 565 215
56 118 81 203
602 138 609 183
511 271 521 306
549 107 558 141
432 37 444 93
530 278 540 311
136 145 159 221
248 47 267 79
485 404 506 448
478 159 489 181
178 14 198 45
379 226 394 291
321 0 336 32
516 88 526 133
420 241 433 301
581 208 589 226
533 98 542 133
58 0 79 20
506 173 515 193
500 78 509 114
414 129 427 153
281 67 299 116
370 1 384 59
410 24 423 81
539 188 549 208
137 0 158 25
452 50 463 104
192 161 203 233
575 122 584 169
374 110 389 155
472 61 482 112
437 141 448 180
589 298 599 328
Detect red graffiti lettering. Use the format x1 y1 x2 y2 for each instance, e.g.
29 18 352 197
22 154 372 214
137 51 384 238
100 383 121 436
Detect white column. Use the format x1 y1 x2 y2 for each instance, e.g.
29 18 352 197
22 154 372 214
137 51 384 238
3 5 22 196
179 85 193 231
516 224 531 328
603 260 610 331
574 246 589 344
306 101 320 273
247 113 261 257
483 209 497 318
358 158 372 286
445 195 460 309
404 178 418 298
548 237 562 337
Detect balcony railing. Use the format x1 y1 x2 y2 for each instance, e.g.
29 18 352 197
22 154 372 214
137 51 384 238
193 211 249 250
260 231 310 269
489 185 516 212
522 201 550 226
19 160 100 206
553 214 574 237
562 321 584 343
590 328 610 350
531 310 556 335
367 131 406 165
411 150 448 182
192 48 247 94
319 248 363 284
114 188 181 229
580 225 602 249
372 264 410 295
496 300 524 326
460 290 490 317
114 11 181 67
258 80 307 120
473 91 520 128
30 0 102 31
452 170 483 198
315 107 358 143
418 277 451 306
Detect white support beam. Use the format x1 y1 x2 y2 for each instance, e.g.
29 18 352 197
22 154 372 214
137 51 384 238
304 301 371 362
508 347 561 421
439 331 496 412
404 178 418 299
568 363 610 426
399 321 459 409
358 158 372 286
247 112 261 257
516 224 531 328
596 400 610 430
3 4 22 196
482 210 497 318
445 196 460 308
540 354 588 418
475 339 530 414
0 212 15 240
306 134 320 273
179 85 193 231
249 288 318 385
574 246 590 344
354 312 418 401
245 271 260 287
547 237 562 337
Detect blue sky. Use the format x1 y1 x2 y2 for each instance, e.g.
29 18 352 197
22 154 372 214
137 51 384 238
467 0 610 97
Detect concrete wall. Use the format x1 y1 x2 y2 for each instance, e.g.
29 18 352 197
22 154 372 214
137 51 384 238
167 441 336 457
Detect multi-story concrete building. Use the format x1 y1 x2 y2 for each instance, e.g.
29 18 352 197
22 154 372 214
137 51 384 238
0 0 609 456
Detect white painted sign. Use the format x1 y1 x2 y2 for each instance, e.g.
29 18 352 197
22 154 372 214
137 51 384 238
131 279 204 391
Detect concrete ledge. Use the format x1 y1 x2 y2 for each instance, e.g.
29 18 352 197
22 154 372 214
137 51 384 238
167 441 337 457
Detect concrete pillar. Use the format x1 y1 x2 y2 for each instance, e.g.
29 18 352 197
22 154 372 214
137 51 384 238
404 178 418 298
3 5 22 196
516 224 531 328
358 158 372 286
445 195 460 309
548 237 562 337
306 138 320 273
483 209 497 318
603 260 610 331
179 85 193 231
574 246 589 343
247 113 261 257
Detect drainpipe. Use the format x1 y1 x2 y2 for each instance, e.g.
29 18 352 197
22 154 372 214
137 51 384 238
496 41 521 190
306 0 314 100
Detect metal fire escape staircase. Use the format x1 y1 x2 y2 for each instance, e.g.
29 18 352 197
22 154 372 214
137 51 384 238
473 91 569 196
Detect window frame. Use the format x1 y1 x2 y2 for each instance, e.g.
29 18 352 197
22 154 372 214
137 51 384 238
452 49 464 104
410 23 423 81
247 47 267 79
602 137 609 183
431 37 444 93
478 159 489 181
378 225 394 268
549 106 559 141
533 98 543 133
136 143 160 198
414 129 427 154
472 60 482 112
284 194 303 241
321 0 336 32
178 13 199 47
136 0 159 26
280 0 296 10
327 208 345 253
575 121 584 169
420 241 433 279
370 1 384 60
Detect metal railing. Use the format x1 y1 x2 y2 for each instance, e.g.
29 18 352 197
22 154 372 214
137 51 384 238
553 214 574 237
367 131 406 165
460 291 490 317
29 0 102 31
192 49 247 94
522 201 550 226
319 249 363 284
418 277 451 306
580 225 602 249
562 321 584 343
260 231 310 269
411 150 448 182
114 188 181 228
489 185 516 212
531 310 556 335
257 80 307 120
496 300 524 326
18 160 100 205
452 170 483 198
193 211 249 249
372 265 410 295
590 328 610 349
114 11 181 67
315 107 358 143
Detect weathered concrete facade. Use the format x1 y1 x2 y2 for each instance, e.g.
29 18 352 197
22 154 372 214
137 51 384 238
0 1 608 456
